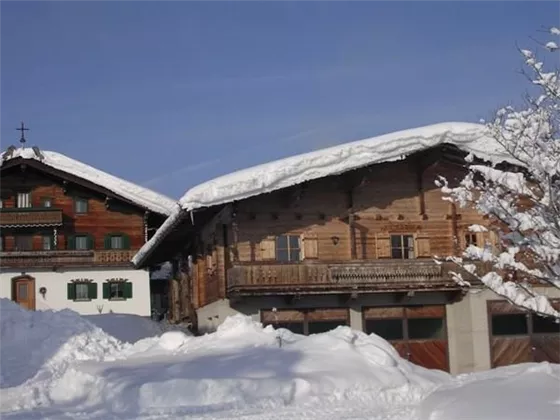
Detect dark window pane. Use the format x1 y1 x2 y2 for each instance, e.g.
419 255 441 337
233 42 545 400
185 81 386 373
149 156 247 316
404 247 415 259
276 235 288 249
289 249 300 262
17 283 27 299
391 235 402 248
110 283 124 299
532 316 560 334
391 248 403 259
15 236 32 251
365 319 404 341
308 321 347 335
276 249 289 262
269 322 304 335
492 314 528 336
289 235 300 249
408 317 444 339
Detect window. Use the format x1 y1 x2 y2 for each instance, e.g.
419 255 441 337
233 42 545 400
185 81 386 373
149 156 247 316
14 235 33 251
67 282 97 301
74 198 88 214
308 321 347 335
391 235 414 259
491 314 528 336
0 199 3 208
365 318 404 341
103 281 133 300
17 192 31 208
75 235 90 250
110 236 123 249
42 235 53 251
271 322 305 335
465 233 478 247
42 197 52 208
532 316 560 334
408 318 445 339
276 235 301 262
0 236 3 251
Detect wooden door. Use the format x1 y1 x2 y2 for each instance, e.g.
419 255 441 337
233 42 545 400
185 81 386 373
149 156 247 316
12 276 35 310
363 305 449 371
488 300 560 367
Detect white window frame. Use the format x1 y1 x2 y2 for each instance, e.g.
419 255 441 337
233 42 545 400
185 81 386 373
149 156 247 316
17 192 31 208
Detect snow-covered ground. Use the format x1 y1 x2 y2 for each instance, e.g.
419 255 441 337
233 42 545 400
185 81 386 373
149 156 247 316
1 299 558 420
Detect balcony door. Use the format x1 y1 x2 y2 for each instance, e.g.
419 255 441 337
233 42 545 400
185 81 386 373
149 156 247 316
12 275 35 310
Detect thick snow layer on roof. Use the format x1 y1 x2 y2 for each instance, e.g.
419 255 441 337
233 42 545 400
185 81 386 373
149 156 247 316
0 147 177 215
133 122 513 265
178 122 511 211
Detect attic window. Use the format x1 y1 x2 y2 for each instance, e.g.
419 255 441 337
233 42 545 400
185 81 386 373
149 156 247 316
17 192 31 208
74 198 88 214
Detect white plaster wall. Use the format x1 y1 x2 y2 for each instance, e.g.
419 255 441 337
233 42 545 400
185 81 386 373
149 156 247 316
0 268 151 316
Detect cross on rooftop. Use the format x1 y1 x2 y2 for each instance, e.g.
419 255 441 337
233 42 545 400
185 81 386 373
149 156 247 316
16 121 29 146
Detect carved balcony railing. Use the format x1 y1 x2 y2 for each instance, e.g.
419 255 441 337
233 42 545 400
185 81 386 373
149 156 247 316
0 249 137 268
0 208 63 228
227 260 481 296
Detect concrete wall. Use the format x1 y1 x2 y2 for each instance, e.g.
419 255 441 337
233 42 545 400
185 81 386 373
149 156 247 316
0 267 151 316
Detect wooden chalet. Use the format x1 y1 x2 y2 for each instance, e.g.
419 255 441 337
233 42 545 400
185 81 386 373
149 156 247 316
0 138 176 316
134 124 560 373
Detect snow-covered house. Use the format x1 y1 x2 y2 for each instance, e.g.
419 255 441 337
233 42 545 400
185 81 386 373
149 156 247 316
0 143 177 316
133 122 560 373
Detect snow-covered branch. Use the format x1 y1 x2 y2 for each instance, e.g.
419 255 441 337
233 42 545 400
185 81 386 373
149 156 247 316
438 27 560 320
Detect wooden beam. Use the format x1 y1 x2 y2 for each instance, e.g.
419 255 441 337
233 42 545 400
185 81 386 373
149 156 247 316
347 189 357 260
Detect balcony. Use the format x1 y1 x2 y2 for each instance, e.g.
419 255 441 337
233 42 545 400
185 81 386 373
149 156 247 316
227 260 479 296
0 250 136 268
0 208 63 228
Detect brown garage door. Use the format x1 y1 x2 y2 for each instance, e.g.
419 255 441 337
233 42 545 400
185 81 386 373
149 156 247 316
363 305 449 372
261 308 349 335
488 300 560 367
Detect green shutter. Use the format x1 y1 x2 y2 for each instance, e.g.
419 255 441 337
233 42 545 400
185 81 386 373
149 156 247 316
123 234 130 250
124 282 133 299
87 234 95 250
67 283 76 300
89 283 98 299
102 283 110 299
67 235 75 250
104 235 111 249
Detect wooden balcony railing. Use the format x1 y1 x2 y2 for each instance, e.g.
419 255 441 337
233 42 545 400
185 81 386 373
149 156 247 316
227 260 480 296
0 208 63 227
0 249 136 268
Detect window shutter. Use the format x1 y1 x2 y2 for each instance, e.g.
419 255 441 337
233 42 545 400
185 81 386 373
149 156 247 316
87 234 95 250
102 283 110 299
376 234 391 258
260 236 276 260
415 235 431 258
124 282 133 299
104 235 111 250
303 234 318 259
123 234 130 249
67 235 75 250
89 283 98 299
476 232 486 250
67 283 76 300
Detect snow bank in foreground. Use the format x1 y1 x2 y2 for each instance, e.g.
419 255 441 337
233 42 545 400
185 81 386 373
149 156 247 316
1 312 449 416
0 299 124 389
84 313 192 344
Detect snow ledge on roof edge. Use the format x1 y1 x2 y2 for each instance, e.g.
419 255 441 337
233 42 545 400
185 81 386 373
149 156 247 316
132 121 515 266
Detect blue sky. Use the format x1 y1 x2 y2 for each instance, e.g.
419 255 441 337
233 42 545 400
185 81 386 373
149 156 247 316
2 1 558 199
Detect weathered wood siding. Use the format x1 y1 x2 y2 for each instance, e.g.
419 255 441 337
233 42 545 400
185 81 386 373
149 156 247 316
193 152 495 307
1 170 146 252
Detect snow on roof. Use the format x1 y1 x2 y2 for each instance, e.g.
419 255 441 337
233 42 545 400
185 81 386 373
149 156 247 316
0 147 177 215
133 121 513 266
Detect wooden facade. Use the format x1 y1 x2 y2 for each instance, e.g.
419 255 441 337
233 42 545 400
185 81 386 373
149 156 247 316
186 147 496 310
0 156 167 269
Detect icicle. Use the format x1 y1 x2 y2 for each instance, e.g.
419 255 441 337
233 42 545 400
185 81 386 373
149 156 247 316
190 210 194 224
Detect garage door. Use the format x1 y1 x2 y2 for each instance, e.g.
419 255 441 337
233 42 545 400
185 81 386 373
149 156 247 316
488 300 560 367
363 305 449 372
261 308 349 335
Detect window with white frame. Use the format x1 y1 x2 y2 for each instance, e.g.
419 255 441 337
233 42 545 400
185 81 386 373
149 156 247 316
17 192 31 208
